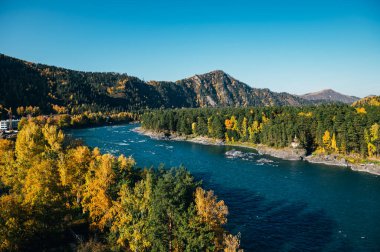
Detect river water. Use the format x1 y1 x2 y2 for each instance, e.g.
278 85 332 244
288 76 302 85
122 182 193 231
71 124 380 251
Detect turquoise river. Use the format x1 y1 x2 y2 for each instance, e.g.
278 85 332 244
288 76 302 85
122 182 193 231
71 124 380 251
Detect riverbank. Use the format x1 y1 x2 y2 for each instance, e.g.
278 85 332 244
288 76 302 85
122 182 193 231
134 127 380 176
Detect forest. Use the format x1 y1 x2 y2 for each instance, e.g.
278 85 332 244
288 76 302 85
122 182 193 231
0 118 242 251
141 104 380 161
0 53 313 118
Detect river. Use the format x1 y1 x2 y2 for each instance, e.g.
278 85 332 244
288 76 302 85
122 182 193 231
71 124 380 251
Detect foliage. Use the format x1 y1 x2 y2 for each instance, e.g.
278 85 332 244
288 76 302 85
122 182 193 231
352 96 380 107
0 120 240 251
141 105 380 158
1 54 314 119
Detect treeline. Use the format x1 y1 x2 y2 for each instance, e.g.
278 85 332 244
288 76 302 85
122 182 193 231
1 104 139 129
0 119 242 251
141 105 380 159
15 111 139 130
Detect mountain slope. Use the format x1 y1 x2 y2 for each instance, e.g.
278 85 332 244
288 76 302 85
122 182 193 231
300 89 359 104
177 70 306 107
352 95 380 106
0 54 310 114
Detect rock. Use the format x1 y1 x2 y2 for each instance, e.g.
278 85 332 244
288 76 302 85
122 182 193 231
225 149 245 158
256 146 306 161
257 158 273 163
350 163 380 175
304 154 349 167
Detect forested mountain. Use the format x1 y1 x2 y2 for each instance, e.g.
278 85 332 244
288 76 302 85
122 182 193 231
300 89 360 104
352 95 380 107
0 54 311 116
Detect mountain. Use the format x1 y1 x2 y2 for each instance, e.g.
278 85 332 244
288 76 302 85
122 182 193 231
0 54 310 114
300 89 360 104
176 70 307 107
352 95 380 107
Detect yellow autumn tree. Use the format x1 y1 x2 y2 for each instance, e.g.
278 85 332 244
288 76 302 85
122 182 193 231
322 130 331 151
16 106 25 116
368 143 377 157
331 133 339 152
117 154 135 172
0 140 17 189
195 187 228 228
223 233 242 252
231 116 239 132
370 123 379 142
192 122 197 135
365 124 379 157
58 146 92 205
51 104 68 114
207 117 213 135
0 194 27 251
82 153 116 230
109 173 152 251
225 132 230 143
298 112 313 117
225 119 233 130
42 124 65 153
195 187 229 250
248 120 261 141
262 113 269 124
240 117 248 139
356 107 367 114
15 121 45 168
22 159 63 210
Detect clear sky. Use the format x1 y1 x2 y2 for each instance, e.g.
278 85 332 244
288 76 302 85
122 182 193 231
1 0 379 97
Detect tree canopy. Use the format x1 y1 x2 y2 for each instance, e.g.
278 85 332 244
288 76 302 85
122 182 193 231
0 119 242 251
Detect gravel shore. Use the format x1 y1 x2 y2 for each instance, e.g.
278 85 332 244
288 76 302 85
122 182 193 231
134 127 380 176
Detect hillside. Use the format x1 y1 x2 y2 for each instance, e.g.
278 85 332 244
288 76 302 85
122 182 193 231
0 54 310 115
352 95 380 106
300 89 360 104
177 70 307 107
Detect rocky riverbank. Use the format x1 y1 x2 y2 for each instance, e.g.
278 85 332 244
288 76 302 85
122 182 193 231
305 154 380 175
252 145 306 161
134 127 308 161
304 154 349 167
134 127 380 176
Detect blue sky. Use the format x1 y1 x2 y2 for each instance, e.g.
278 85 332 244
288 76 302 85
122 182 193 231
0 0 379 97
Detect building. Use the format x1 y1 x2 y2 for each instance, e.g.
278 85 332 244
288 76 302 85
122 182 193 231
0 119 20 131
291 135 300 148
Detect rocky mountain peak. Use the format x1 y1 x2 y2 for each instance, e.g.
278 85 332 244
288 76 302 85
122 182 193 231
301 89 360 104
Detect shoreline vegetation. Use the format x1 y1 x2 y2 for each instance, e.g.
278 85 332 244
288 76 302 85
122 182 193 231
139 106 380 176
0 118 243 251
134 127 380 176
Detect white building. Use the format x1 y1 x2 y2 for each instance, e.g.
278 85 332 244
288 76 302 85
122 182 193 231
0 119 20 131
291 135 300 148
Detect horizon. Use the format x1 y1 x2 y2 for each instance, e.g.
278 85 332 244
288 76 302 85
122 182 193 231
1 0 379 97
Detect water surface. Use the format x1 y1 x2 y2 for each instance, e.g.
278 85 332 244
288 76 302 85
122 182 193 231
71 124 380 251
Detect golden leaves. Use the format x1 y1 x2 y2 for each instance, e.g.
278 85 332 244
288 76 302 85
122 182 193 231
195 187 228 228
225 119 233 130
355 107 367 114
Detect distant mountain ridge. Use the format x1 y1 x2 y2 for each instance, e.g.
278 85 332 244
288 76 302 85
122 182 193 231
300 89 360 104
0 54 314 113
